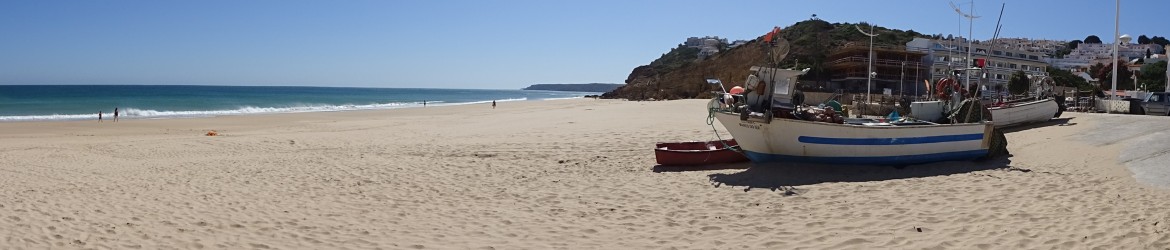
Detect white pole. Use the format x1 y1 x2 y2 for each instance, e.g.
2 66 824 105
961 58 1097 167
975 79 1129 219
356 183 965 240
915 61 920 101
966 0 974 92
901 61 906 100
868 25 874 106
856 24 879 107
1112 0 1119 100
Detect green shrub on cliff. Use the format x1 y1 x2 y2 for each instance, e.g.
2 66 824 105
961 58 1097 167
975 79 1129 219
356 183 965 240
649 45 700 72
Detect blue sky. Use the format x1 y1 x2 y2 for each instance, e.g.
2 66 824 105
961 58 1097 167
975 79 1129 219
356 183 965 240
1 0 1166 89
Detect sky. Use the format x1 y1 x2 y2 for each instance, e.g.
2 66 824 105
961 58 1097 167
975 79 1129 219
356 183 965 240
1 0 1166 89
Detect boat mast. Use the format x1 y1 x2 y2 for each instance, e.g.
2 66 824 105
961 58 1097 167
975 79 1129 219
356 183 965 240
952 1 979 93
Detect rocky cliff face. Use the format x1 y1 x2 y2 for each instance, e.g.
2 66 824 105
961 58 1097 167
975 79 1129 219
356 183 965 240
602 40 769 100
603 19 922 101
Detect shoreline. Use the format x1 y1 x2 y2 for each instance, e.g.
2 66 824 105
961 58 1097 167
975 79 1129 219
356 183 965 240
0 96 591 123
2 99 1168 249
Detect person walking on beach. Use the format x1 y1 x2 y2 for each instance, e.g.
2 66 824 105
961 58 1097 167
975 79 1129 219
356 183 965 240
492 100 496 109
113 107 119 122
422 100 426 107
98 111 103 123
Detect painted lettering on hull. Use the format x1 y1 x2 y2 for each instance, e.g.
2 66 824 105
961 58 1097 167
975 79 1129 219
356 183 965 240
738 122 761 130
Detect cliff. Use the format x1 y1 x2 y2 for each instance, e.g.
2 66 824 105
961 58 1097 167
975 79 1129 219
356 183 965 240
603 20 925 100
602 40 770 100
522 83 623 92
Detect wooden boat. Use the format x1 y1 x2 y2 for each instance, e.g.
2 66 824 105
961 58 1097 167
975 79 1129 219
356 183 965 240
987 98 1059 128
711 67 998 166
654 139 749 166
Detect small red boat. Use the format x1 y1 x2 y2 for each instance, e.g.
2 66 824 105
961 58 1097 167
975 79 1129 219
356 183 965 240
654 139 749 166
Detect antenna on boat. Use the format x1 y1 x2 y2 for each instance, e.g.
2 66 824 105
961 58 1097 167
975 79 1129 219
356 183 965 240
989 3 1005 100
771 39 790 67
951 1 979 93
991 3 1005 41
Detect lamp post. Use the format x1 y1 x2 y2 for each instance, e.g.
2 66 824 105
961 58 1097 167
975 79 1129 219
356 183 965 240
1133 68 1139 91
856 24 879 106
900 61 906 100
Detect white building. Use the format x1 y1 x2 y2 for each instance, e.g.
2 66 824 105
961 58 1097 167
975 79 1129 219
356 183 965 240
1064 42 1165 67
684 36 727 48
987 38 1066 56
1047 57 1092 70
906 37 1051 89
728 40 750 48
685 36 728 59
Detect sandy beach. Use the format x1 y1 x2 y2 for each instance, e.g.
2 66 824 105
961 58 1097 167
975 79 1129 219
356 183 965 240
2 98 1169 249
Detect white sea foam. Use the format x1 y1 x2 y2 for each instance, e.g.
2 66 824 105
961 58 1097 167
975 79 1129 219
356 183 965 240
461 97 528 105
0 99 557 122
0 114 99 122
539 96 587 101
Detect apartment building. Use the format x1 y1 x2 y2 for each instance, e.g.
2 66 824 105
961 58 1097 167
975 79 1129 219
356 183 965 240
987 38 1065 56
1063 42 1166 68
906 37 1050 90
684 36 727 59
825 43 928 95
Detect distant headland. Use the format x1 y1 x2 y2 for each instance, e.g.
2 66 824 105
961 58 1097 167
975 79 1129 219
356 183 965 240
522 83 624 92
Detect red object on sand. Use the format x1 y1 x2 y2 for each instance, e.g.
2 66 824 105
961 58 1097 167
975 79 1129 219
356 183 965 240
654 139 749 166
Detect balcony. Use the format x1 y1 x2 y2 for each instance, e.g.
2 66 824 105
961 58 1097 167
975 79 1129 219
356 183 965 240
827 56 924 68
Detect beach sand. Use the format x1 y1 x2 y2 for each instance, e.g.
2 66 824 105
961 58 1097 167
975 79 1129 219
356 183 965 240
2 99 1169 249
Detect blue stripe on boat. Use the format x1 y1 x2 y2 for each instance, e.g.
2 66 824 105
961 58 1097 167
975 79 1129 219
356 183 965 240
742 149 989 166
797 133 984 145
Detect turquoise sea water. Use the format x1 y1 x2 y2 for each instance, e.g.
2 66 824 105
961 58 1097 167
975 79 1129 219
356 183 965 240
0 85 597 121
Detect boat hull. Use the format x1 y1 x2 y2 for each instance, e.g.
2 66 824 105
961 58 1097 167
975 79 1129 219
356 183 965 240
988 98 1058 128
654 140 749 166
713 112 993 166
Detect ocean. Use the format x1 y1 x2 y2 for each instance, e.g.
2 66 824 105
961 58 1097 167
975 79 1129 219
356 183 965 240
0 85 598 121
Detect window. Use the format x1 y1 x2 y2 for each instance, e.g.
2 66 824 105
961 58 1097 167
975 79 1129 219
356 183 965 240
1029 55 1039 60
1005 52 1014 57
1010 63 1017 69
993 50 1003 55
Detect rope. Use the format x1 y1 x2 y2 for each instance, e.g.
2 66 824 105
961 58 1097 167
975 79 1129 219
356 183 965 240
707 98 747 156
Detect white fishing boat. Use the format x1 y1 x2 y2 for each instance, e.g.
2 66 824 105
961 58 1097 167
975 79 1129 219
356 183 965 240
710 66 1001 166
913 77 1060 129
987 98 1059 128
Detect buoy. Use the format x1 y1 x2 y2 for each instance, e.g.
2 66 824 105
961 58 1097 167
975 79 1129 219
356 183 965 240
730 86 745 95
